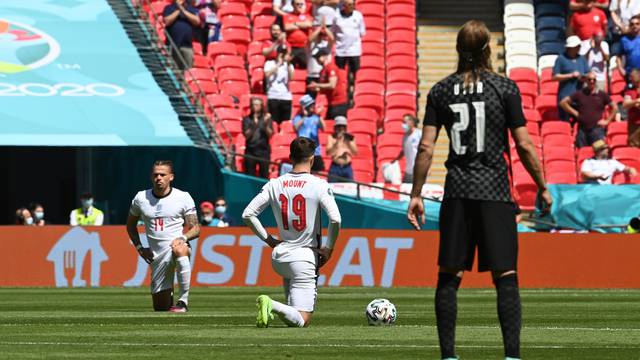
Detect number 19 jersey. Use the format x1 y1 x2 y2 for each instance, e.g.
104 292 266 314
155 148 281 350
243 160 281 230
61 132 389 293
424 71 526 202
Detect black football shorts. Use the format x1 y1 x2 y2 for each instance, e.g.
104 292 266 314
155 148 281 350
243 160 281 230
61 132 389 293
438 198 518 272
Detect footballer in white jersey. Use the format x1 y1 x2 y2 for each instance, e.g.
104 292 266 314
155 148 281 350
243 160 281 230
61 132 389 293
243 137 341 328
126 160 200 313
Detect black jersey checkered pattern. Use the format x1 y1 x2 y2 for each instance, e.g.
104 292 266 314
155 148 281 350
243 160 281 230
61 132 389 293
424 72 526 202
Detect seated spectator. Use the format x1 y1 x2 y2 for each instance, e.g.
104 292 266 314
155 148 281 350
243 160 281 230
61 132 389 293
553 36 589 121
617 15 640 79
581 139 637 183
393 114 422 183
163 0 201 70
560 72 618 147
200 198 236 227
306 18 335 97
622 69 640 147
243 97 274 178
609 0 640 36
262 23 289 61
264 45 294 124
293 95 326 171
308 48 348 119
15 207 33 226
283 0 313 68
583 32 610 90
313 0 339 26
30 203 46 226
196 0 221 53
70 192 104 226
326 116 357 182
570 0 608 44
331 0 365 92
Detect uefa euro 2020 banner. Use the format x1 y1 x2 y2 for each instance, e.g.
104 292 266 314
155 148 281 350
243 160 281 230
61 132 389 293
0 0 192 146
3 226 640 289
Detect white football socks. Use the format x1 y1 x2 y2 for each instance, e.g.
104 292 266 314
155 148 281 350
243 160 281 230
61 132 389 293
176 256 191 305
271 299 305 327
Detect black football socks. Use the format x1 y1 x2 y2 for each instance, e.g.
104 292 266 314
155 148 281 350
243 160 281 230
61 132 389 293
494 273 522 359
435 272 462 359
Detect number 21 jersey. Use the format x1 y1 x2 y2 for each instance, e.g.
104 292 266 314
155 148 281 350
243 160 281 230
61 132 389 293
424 72 526 202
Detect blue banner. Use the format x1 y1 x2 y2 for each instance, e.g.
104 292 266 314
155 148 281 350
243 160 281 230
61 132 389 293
0 0 192 146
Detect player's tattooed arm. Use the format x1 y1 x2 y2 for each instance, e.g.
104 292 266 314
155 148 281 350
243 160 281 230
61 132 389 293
183 213 201 241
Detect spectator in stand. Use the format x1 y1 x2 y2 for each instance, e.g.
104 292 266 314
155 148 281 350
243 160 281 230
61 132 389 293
560 72 618 147
306 17 335 97
15 207 33 226
570 0 608 48
262 23 289 61
273 0 294 20
70 192 104 226
265 45 294 124
293 95 326 171
163 0 201 70
331 0 366 92
610 0 640 35
622 69 640 147
200 198 236 227
30 203 46 226
617 15 640 80
309 48 349 119
584 32 610 90
581 139 637 183
553 36 589 121
313 0 339 27
571 0 610 12
326 116 357 182
196 0 221 53
283 0 313 68
243 97 274 178
393 114 422 183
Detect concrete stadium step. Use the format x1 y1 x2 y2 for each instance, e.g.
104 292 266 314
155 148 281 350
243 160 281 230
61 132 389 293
416 0 505 187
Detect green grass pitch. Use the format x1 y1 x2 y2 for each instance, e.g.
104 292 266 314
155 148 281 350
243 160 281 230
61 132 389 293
1 287 639 359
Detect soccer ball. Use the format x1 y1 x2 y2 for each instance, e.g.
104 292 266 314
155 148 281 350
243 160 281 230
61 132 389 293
365 298 397 326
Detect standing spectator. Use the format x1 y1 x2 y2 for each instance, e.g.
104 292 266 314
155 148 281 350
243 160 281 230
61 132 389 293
262 23 289 61
570 0 608 44
610 0 640 35
273 0 294 19
622 69 640 147
306 18 335 97
196 0 221 53
581 139 637 183
163 0 201 70
326 116 357 182
331 0 366 91
552 36 589 121
313 0 339 26
200 198 236 227
617 15 640 79
30 203 46 226
293 95 326 171
70 192 104 226
243 97 274 178
584 33 610 90
308 48 349 119
283 0 313 68
571 0 610 11
15 207 33 226
393 114 422 183
264 45 294 125
560 72 618 147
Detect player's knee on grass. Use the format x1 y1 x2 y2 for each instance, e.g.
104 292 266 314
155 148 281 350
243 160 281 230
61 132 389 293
152 289 173 311
300 311 313 327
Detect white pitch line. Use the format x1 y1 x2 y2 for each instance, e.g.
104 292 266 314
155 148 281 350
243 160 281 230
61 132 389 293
0 342 638 350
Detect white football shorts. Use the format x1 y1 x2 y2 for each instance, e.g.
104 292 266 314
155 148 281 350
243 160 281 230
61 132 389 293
271 258 318 312
150 248 176 294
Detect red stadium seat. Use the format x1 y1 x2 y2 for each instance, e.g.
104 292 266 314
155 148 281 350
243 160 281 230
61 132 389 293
386 17 417 31
356 69 385 85
613 147 640 183
354 82 385 96
207 42 238 62
188 80 218 95
377 146 401 163
508 68 537 83
362 43 385 57
541 121 572 137
543 145 574 161
387 93 417 112
348 107 378 122
364 17 385 32
349 121 377 138
215 107 243 122
221 28 251 56
386 42 416 57
214 55 245 71
354 95 384 117
149 2 166 16
293 69 307 81
386 29 417 45
512 160 537 210
545 159 578 184
610 69 626 95
387 3 415 17
523 108 542 123
540 82 558 95
387 69 417 85
250 68 264 93
526 122 540 136
220 80 251 98
217 68 248 83
362 29 385 43
247 41 264 58
609 133 629 150
356 4 384 17
252 28 271 42
251 6 274 21
387 54 418 71
576 146 595 174
271 132 297 148
218 2 246 18
540 68 553 84
543 133 574 147
384 121 405 135
607 121 628 137
192 42 204 56
535 95 560 121
184 68 215 82
377 133 404 149
193 54 209 69
360 56 385 71
206 94 236 109
248 54 266 72
290 80 307 95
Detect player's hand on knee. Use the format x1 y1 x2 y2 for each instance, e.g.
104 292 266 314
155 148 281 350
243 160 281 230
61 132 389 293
407 196 425 230
314 247 333 268
171 238 186 249
138 248 154 264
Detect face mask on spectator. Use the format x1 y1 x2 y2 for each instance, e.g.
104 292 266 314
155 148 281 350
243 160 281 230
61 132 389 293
34 211 44 220
25 217 34 225
82 198 93 208
215 206 226 215
203 215 213 223
402 123 410 133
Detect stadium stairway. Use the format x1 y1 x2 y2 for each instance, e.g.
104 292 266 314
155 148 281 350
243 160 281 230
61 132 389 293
107 0 217 152
416 0 505 187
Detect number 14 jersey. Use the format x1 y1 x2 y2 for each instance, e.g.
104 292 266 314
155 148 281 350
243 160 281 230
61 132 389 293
424 72 526 202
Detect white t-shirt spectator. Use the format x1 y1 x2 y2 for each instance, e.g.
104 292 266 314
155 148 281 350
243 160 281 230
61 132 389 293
331 10 366 57
581 158 626 184
264 60 294 100
307 41 330 78
582 41 609 82
273 0 293 13
610 0 640 30
403 129 422 175
314 5 338 26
